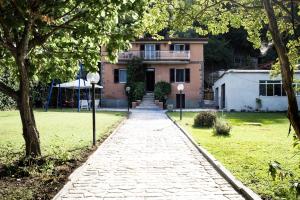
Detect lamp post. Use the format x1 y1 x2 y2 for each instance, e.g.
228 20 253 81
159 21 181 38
87 72 100 146
125 86 131 114
177 83 184 120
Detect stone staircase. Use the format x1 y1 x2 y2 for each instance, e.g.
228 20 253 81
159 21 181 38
136 93 161 110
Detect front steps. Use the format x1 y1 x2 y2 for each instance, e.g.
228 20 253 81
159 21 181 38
135 93 161 110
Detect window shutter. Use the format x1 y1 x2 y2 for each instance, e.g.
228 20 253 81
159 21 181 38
114 69 119 83
170 44 174 51
155 44 160 51
170 68 175 83
140 44 145 51
185 44 190 51
185 68 190 83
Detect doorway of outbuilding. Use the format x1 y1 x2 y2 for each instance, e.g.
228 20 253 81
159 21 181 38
221 83 225 109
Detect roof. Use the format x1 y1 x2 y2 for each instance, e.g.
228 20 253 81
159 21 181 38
133 37 208 44
217 69 300 79
54 79 103 89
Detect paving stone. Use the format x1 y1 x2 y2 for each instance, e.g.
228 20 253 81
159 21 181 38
53 110 245 200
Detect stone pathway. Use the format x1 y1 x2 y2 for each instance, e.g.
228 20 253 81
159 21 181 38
53 110 245 200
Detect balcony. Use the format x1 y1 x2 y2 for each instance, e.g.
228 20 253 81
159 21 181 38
118 51 190 63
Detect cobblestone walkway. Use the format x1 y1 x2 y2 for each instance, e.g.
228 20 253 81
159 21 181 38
54 110 245 200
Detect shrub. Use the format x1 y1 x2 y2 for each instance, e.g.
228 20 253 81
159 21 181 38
213 118 231 135
194 111 217 127
125 57 146 105
125 82 145 104
0 93 16 110
126 57 146 83
132 82 145 100
0 70 17 110
154 81 171 102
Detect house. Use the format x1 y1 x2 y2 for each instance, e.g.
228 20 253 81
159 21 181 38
213 69 300 111
100 38 208 108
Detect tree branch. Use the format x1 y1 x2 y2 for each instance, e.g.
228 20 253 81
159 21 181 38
0 23 16 55
273 0 300 25
9 0 26 19
0 81 18 100
28 12 84 51
53 1 82 20
228 0 263 9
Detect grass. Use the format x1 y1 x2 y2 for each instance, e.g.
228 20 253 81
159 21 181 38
0 109 126 199
168 112 300 200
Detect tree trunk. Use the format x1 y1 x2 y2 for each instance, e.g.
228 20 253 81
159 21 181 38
16 58 41 157
262 0 300 138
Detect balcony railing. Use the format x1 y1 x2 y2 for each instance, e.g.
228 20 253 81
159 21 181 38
118 50 190 61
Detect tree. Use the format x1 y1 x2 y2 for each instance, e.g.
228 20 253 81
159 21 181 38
0 0 154 157
204 37 234 70
161 0 300 139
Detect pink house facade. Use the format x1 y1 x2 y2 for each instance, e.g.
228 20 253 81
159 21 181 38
100 38 208 108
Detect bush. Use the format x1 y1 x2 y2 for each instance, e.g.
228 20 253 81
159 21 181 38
132 82 145 100
194 111 217 127
213 118 231 135
0 93 16 110
154 81 171 102
125 82 145 104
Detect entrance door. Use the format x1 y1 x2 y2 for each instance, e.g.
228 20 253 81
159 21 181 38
146 69 155 91
221 84 225 109
215 87 219 109
144 44 156 59
176 94 185 108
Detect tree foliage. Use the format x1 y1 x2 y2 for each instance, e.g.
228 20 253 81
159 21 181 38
126 57 146 103
153 0 300 139
204 38 233 69
0 0 154 83
0 0 162 157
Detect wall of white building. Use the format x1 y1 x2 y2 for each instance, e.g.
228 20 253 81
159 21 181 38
213 70 300 111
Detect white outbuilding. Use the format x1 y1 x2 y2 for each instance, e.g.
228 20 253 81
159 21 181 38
212 70 300 111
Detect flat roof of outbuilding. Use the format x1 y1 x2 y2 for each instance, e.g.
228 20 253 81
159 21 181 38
219 69 300 77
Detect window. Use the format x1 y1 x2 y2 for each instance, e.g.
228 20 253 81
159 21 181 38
176 69 185 82
144 44 156 59
170 44 190 51
174 44 185 51
293 83 300 96
119 69 127 83
259 80 295 96
114 69 127 83
234 57 241 64
170 68 190 83
259 82 266 96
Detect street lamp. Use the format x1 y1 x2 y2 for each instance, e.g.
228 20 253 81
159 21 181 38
177 83 184 120
125 86 131 113
87 72 100 146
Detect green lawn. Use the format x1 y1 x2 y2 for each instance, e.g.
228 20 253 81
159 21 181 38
0 109 125 199
0 109 126 163
0 109 126 200
168 112 300 199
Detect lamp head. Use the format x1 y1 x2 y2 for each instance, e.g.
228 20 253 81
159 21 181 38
177 83 184 91
87 72 100 84
126 86 131 92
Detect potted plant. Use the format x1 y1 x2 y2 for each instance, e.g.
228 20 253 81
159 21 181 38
154 81 171 109
256 98 262 111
